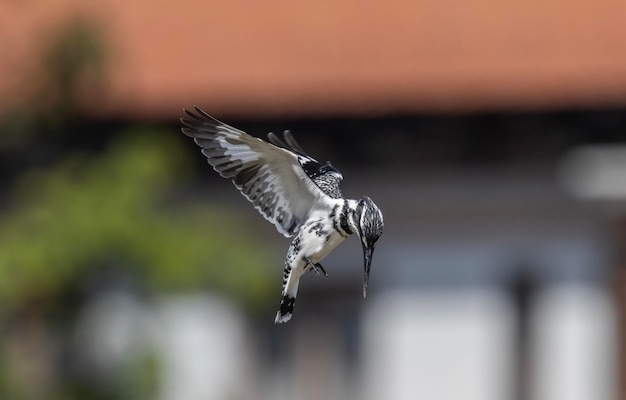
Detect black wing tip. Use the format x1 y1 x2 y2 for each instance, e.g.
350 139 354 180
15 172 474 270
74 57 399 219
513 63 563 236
182 106 210 119
267 129 307 155
180 106 228 134
268 131 288 149
180 127 198 137
283 130 306 154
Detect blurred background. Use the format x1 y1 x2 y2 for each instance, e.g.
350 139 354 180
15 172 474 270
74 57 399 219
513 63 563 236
1 1 626 399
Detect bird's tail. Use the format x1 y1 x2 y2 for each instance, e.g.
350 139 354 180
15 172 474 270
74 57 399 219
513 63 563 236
274 294 296 323
274 262 304 324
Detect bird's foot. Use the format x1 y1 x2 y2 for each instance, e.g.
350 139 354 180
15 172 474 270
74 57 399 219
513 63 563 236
304 257 329 277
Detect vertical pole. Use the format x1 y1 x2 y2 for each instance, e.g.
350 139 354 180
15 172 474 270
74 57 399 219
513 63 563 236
511 268 535 400
615 219 626 400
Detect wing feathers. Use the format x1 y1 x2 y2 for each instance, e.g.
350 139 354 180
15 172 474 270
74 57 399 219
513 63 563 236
181 107 333 237
283 130 306 154
268 130 306 155
267 132 288 149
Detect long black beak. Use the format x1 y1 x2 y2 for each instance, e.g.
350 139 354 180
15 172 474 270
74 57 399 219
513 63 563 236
362 244 374 298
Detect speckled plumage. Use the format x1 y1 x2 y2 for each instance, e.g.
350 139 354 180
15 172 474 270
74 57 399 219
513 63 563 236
181 107 384 323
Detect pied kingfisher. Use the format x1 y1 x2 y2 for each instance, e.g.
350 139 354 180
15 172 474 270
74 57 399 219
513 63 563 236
181 107 384 323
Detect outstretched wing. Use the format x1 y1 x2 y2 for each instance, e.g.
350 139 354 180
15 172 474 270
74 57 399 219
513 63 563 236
268 130 344 199
181 107 333 237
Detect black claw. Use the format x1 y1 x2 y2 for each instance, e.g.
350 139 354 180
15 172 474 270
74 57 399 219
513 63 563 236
315 263 329 277
304 257 329 277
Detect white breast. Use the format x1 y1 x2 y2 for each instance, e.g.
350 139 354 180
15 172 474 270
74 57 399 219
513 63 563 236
300 218 348 264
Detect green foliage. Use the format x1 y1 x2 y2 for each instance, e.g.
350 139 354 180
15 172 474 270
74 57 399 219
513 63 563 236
44 17 107 97
1 16 109 148
0 129 276 313
0 13 278 400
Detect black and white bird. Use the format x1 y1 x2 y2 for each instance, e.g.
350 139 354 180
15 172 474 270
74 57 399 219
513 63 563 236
180 107 384 323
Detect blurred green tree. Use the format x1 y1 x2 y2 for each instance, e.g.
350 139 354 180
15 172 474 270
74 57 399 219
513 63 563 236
0 130 275 309
0 11 279 399
1 15 109 149
0 129 276 399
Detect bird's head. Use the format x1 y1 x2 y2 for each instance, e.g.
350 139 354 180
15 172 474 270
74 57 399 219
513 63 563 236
354 196 384 298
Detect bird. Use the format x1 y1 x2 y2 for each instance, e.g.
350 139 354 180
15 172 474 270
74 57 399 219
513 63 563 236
180 107 384 323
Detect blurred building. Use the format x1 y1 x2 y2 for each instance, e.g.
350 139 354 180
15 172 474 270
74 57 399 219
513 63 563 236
3 0 626 118
2 1 626 400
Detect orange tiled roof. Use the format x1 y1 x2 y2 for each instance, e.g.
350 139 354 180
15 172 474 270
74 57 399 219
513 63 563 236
3 0 626 118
